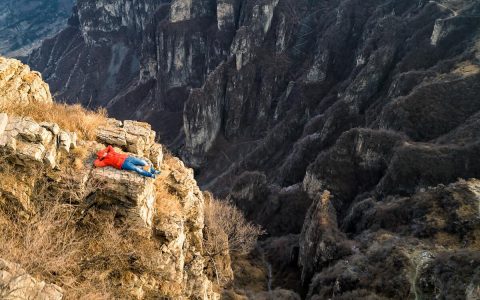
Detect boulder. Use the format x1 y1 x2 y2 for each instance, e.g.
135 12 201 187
15 140 46 165
96 119 163 169
0 57 52 105
96 121 127 147
0 113 73 168
124 120 155 157
91 166 156 228
0 258 63 300
58 131 71 153
40 122 60 135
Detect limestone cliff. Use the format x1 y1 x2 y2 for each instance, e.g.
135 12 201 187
23 0 480 298
0 57 52 104
0 57 224 299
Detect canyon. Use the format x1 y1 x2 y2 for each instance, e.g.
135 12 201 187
5 0 480 298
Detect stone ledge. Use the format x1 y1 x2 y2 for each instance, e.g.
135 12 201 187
0 258 63 300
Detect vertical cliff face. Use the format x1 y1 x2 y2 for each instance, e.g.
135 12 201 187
27 0 231 142
0 0 74 57
28 0 480 178
25 0 480 298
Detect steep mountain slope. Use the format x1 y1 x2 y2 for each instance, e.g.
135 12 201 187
0 0 75 57
0 57 230 299
27 0 224 142
27 0 480 184
26 0 480 298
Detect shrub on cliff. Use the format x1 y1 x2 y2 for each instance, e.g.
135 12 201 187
204 194 265 257
203 194 264 286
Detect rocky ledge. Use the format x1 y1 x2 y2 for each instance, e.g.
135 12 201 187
0 57 222 299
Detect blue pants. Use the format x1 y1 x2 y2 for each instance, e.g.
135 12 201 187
122 156 157 178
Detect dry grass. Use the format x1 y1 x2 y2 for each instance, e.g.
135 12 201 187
154 179 183 218
153 153 185 217
75 218 162 299
0 199 164 299
0 164 166 299
0 101 108 140
0 201 82 288
68 146 91 170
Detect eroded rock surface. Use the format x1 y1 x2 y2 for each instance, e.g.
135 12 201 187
96 118 163 169
0 57 220 299
0 258 63 300
0 57 52 105
0 112 219 298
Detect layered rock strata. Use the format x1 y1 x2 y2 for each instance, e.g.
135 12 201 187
0 111 218 299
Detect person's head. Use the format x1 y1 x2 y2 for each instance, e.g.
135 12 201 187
97 148 109 160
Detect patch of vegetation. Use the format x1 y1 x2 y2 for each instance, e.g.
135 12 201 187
0 101 108 140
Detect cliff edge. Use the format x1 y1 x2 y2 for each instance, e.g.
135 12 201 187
0 57 225 299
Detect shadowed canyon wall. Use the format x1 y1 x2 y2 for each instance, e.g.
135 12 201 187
27 0 480 297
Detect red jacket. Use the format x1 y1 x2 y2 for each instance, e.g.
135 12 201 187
94 145 128 170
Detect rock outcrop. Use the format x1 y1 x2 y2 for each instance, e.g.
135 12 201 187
0 258 63 300
96 119 163 169
0 57 52 105
0 114 76 169
0 112 218 298
0 57 220 299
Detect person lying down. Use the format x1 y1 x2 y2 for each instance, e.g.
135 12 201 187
94 145 160 178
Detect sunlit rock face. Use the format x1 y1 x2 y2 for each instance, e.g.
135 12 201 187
0 56 220 299
0 258 63 300
0 57 53 105
0 0 74 57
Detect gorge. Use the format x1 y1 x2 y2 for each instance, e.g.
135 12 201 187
1 0 480 298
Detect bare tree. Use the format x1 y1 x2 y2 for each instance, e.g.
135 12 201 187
203 194 265 257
